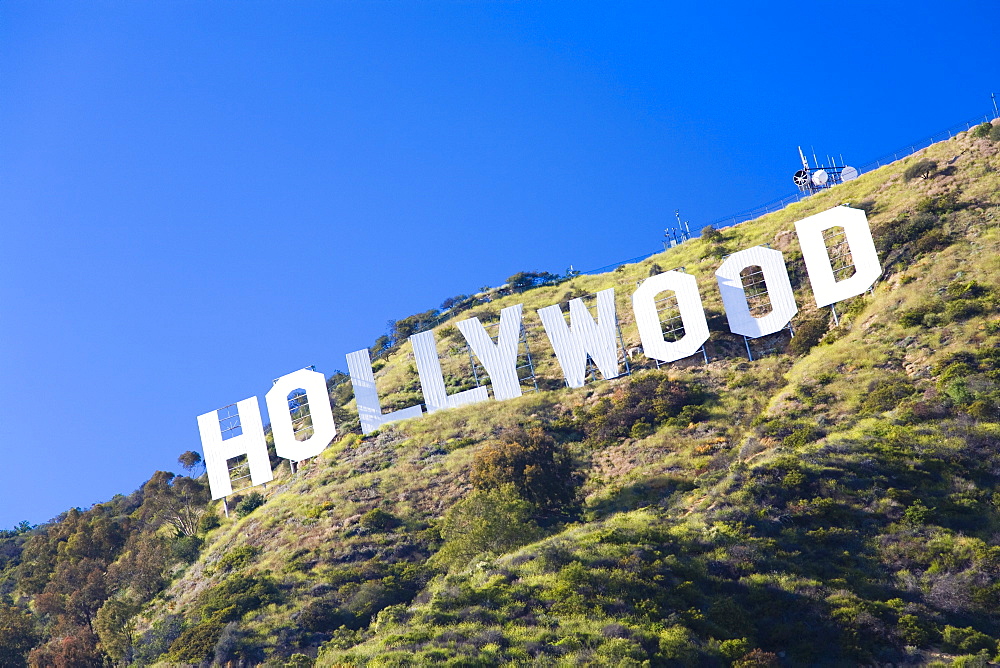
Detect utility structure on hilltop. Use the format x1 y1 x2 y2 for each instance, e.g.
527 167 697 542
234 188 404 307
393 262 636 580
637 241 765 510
793 146 859 194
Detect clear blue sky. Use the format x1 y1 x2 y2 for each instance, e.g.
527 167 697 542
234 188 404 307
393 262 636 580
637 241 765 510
1 1 998 528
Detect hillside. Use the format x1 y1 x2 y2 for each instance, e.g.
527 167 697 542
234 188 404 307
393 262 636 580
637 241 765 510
3 119 1000 667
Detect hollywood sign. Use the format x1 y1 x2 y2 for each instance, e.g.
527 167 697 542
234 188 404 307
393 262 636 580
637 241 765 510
197 205 880 501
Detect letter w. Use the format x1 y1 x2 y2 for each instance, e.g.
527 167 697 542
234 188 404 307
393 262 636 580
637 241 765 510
538 288 620 388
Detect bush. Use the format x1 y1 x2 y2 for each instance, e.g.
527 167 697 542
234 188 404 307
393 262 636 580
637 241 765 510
359 508 399 532
198 510 221 533
166 621 225 663
171 534 203 564
585 375 707 442
471 428 578 515
788 313 829 355
877 212 937 251
433 484 541 569
701 225 723 243
234 492 265 518
199 573 281 623
903 159 937 181
658 624 700 664
857 376 917 415
971 122 992 138
217 544 258 572
941 625 996 654
990 124 1000 142
903 500 931 526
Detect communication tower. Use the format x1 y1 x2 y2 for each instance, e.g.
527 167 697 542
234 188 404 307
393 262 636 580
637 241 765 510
793 146 858 194
663 210 692 250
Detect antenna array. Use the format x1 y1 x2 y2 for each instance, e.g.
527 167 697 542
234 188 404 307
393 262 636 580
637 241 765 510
793 145 858 194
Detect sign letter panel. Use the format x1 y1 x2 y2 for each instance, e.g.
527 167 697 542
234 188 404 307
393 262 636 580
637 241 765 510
265 368 337 462
457 304 524 401
715 246 798 338
198 397 273 500
796 206 882 307
347 349 423 435
411 330 489 413
538 288 620 388
632 271 709 363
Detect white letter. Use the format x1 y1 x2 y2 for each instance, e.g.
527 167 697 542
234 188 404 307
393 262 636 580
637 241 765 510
715 246 798 338
411 330 489 413
346 349 423 435
456 304 524 401
538 288 620 388
197 397 273 500
795 206 881 307
265 368 336 462
632 271 709 363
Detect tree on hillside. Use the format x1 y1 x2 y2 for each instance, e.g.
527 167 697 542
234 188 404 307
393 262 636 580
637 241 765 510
433 485 541 568
94 598 140 666
471 427 578 517
0 605 38 668
506 271 562 293
177 451 202 474
701 225 723 243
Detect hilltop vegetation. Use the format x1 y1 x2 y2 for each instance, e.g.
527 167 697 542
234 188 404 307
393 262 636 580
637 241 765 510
3 120 1000 666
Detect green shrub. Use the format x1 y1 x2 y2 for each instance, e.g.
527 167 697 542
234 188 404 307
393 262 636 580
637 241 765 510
941 625 996 654
629 421 654 439
859 376 917 414
658 624 700 665
433 484 541 569
198 510 221 534
972 122 992 138
471 428 578 515
701 225 723 243
165 620 224 663
585 374 707 442
915 192 958 214
234 492 265 518
990 124 1000 142
199 573 280 623
217 544 258 572
904 159 937 181
788 313 829 355
897 613 930 645
783 426 821 448
359 508 399 532
171 534 203 564
877 212 937 251
903 500 931 526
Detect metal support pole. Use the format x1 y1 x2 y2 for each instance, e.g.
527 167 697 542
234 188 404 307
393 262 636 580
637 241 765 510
223 498 229 518
520 325 539 393
743 336 753 362
831 305 839 327
467 345 481 387
617 322 631 376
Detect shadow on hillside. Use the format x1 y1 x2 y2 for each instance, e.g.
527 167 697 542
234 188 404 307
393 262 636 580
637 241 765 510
585 474 694 520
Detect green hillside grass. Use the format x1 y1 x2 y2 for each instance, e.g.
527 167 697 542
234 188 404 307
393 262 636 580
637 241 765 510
3 120 1000 667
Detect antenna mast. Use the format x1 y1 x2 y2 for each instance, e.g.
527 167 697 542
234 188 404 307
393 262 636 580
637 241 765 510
798 146 810 171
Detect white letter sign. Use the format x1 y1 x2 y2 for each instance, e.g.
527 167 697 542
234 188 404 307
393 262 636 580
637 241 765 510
796 206 881 307
715 246 798 338
538 288 620 388
198 397 273 500
632 271 709 363
411 330 489 412
457 304 524 401
346 349 423 435
265 368 337 462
